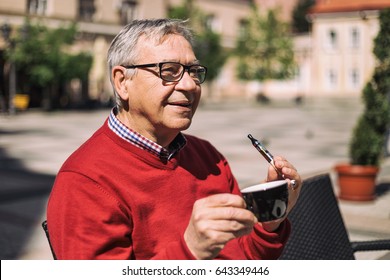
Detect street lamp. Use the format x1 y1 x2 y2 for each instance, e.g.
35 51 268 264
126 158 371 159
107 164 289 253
1 22 16 115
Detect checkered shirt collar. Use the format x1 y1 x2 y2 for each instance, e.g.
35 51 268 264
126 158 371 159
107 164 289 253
108 107 186 162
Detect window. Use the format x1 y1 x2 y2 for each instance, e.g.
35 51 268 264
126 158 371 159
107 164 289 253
27 0 47 15
204 14 220 32
350 27 360 49
349 68 360 88
327 69 337 89
79 0 95 22
119 0 138 25
328 29 338 49
238 19 249 38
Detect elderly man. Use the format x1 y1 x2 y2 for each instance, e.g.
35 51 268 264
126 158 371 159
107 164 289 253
47 18 301 260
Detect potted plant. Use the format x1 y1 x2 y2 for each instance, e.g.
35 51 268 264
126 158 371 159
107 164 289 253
335 8 390 201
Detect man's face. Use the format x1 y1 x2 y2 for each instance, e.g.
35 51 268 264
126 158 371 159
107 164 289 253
124 34 202 144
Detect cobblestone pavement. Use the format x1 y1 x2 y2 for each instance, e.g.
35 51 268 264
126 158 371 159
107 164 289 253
1 97 389 260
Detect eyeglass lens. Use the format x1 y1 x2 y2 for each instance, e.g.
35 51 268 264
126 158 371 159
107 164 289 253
160 63 206 84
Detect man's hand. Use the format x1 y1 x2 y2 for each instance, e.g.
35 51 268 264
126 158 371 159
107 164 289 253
263 155 302 232
184 193 257 260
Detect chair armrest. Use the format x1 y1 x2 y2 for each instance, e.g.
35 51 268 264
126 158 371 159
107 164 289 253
351 239 390 252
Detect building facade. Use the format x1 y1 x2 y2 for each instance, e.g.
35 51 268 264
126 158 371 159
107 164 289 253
0 0 255 109
308 0 390 96
2 0 390 110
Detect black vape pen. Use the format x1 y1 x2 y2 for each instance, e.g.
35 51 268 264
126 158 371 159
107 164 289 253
247 134 284 177
248 134 297 190
247 134 297 188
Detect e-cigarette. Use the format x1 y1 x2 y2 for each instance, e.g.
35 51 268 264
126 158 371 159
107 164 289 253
247 134 297 188
247 134 284 178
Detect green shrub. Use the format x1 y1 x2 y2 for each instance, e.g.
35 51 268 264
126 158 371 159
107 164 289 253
349 9 390 166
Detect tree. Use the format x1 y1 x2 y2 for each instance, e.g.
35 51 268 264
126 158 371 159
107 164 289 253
349 8 390 166
168 0 227 83
5 20 92 110
235 6 296 84
292 0 316 34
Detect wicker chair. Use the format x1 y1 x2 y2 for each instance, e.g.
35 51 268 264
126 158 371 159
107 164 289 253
280 173 390 259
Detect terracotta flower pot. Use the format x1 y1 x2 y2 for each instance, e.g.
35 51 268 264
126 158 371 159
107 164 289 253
334 164 379 201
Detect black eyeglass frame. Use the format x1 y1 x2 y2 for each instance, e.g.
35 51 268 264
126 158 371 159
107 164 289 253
121 62 207 84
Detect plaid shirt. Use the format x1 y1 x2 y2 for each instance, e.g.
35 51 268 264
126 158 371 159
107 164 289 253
108 107 186 162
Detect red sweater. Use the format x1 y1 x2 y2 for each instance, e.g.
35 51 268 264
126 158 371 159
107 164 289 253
47 119 290 259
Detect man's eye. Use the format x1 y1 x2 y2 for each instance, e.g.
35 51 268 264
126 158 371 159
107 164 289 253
164 67 177 73
190 67 205 73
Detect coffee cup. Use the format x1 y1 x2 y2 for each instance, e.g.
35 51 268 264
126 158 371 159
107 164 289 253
241 180 289 222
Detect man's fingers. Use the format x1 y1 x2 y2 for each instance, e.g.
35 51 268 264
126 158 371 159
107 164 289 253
197 193 246 209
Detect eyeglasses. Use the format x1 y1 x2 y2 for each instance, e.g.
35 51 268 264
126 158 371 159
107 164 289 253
121 62 207 84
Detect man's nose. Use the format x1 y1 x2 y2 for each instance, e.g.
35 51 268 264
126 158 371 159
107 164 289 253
176 71 197 90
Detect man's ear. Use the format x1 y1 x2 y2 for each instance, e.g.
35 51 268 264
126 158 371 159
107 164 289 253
112 66 129 101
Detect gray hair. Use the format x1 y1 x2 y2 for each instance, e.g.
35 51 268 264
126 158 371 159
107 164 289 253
107 18 194 108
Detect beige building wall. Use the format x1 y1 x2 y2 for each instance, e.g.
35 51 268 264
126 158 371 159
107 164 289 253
255 0 299 22
138 0 166 19
49 0 77 19
93 0 116 23
0 0 25 15
190 0 251 48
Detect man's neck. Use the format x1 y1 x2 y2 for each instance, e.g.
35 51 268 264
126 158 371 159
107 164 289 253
116 109 178 149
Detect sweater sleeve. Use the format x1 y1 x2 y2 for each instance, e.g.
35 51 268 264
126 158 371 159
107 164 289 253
150 235 197 260
238 219 291 259
47 172 133 260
